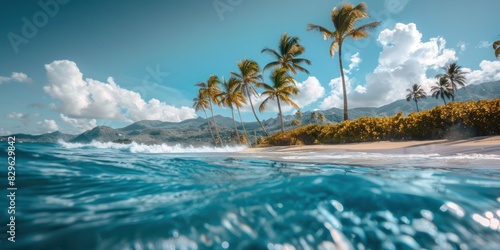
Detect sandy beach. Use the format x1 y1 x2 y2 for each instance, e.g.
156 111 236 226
246 136 500 155
241 136 500 168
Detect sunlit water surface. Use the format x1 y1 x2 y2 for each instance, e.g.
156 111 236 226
1 142 499 250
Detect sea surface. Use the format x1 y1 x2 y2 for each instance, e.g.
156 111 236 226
1 142 500 250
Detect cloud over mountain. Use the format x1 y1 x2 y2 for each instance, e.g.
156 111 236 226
43 60 197 130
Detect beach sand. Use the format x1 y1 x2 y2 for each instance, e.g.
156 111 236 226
241 136 500 169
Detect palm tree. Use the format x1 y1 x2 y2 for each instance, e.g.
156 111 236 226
231 59 268 136
493 37 500 59
261 33 311 75
193 91 217 145
196 76 224 146
406 84 427 112
218 77 247 144
435 63 467 93
308 2 379 121
259 69 300 133
431 77 454 105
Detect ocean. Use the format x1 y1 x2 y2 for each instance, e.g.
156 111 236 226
1 142 500 250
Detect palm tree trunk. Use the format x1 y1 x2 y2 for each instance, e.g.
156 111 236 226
277 97 284 133
236 107 250 145
247 90 268 136
415 99 419 112
203 109 217 145
443 96 447 105
338 44 349 121
209 101 224 147
230 107 241 144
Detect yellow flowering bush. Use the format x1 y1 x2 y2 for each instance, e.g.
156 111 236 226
263 99 500 146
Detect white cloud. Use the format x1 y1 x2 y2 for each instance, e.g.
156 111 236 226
43 60 196 123
37 119 59 133
0 72 32 84
7 112 30 126
476 41 491 49
321 23 457 109
345 52 361 74
60 114 97 133
294 76 326 108
464 60 500 85
457 42 467 52
320 75 352 110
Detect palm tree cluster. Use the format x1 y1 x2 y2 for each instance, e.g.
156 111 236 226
494 37 500 59
194 33 311 146
406 62 469 111
192 2 382 146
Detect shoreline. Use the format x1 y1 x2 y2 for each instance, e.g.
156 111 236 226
240 136 500 169
246 136 500 155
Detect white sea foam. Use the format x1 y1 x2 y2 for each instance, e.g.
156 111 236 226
58 140 247 153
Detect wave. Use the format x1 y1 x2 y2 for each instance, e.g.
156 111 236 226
58 140 247 153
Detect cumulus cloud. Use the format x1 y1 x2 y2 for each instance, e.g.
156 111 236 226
0 72 32 84
321 23 457 109
60 114 97 133
37 119 59 133
43 60 196 123
464 60 500 85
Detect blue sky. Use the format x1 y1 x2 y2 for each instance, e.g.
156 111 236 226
1 0 499 135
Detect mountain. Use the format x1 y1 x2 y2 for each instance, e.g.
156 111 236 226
2 81 499 145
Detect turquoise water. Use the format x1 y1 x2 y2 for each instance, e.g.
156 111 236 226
1 142 500 250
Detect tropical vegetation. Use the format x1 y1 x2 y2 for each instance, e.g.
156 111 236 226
259 69 300 133
263 99 500 146
191 2 498 147
431 77 454 105
308 2 379 121
406 84 427 112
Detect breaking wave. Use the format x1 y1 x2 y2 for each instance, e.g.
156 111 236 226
58 140 247 153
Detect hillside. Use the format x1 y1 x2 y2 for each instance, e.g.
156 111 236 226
3 81 499 145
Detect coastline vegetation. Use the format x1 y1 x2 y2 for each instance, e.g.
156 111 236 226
192 1 499 147
262 99 500 146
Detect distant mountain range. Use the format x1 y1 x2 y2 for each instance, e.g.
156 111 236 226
3 81 499 145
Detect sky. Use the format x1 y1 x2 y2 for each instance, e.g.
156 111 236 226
1 0 499 135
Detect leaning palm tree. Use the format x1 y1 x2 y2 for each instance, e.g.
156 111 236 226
259 69 300 133
231 59 268 136
195 76 224 146
218 77 246 144
431 77 454 105
406 84 427 112
493 37 500 59
261 33 311 75
308 2 379 121
193 91 217 145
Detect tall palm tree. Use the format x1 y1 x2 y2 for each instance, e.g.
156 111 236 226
406 84 427 112
193 91 217 145
195 76 224 146
431 77 454 105
308 2 379 121
218 77 246 144
259 69 300 133
493 37 500 59
231 59 269 136
310 111 318 124
261 33 311 75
